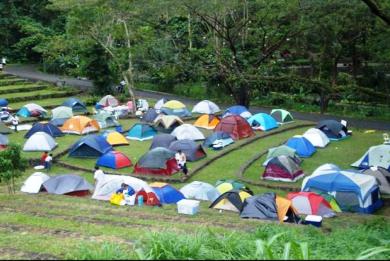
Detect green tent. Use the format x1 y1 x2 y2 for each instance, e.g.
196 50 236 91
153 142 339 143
263 145 301 166
0 122 12 134
52 106 73 120
94 111 119 129
270 109 294 124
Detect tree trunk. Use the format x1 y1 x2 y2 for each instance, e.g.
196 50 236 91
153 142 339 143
188 13 192 50
319 93 329 114
237 85 250 108
122 70 137 115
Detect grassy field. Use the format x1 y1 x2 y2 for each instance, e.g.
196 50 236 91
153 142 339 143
0 73 389 260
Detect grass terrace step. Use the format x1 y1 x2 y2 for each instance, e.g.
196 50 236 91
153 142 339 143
0 78 27 86
0 73 17 80
0 84 48 95
2 89 82 103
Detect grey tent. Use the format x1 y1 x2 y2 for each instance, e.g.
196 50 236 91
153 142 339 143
168 139 207 161
0 134 9 146
150 134 177 150
203 131 231 147
362 167 390 194
316 120 350 140
0 122 11 134
263 145 302 166
136 147 175 169
240 193 299 223
42 175 93 196
141 108 159 123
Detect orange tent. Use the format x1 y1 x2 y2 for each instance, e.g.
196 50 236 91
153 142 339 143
61 116 100 135
276 195 299 223
193 114 220 130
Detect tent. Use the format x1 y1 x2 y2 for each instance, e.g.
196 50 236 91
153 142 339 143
180 181 220 201
61 116 100 135
99 95 119 107
362 167 390 194
0 122 12 134
154 98 169 113
141 108 159 123
303 128 330 148
203 131 232 147
25 122 63 139
161 100 191 118
240 193 300 223
302 164 383 213
23 132 57 152
351 144 390 171
136 99 149 112
150 182 185 204
92 173 154 201
192 100 221 114
94 111 119 129
211 137 235 150
247 113 278 131
287 192 336 217
134 147 179 176
316 120 350 140
96 151 132 169
0 134 9 146
215 179 253 195
150 134 177 150
270 109 294 124
102 131 129 146
214 115 254 140
17 103 47 118
209 190 251 212
62 98 87 113
127 123 157 141
20 172 50 194
193 114 220 130
168 139 207 161
263 145 301 166
135 189 161 206
153 115 183 133
42 174 93 196
286 136 316 158
69 135 112 157
0 98 8 107
50 106 73 126
223 105 252 119
263 155 304 182
171 124 205 141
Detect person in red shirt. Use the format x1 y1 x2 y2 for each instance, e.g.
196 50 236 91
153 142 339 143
40 151 48 165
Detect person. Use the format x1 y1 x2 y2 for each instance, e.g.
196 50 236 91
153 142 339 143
45 154 53 171
93 165 105 186
11 115 19 132
116 183 135 196
175 150 188 175
40 151 48 165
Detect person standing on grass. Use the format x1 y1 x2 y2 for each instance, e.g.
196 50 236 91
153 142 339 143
40 151 48 165
45 154 53 171
175 149 188 175
93 165 105 186
11 115 19 132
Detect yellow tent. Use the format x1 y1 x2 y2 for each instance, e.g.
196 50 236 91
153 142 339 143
276 196 298 223
106 131 129 146
193 114 220 130
61 116 100 135
162 100 186 109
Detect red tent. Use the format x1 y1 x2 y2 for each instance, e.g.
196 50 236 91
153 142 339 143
214 115 254 140
263 155 304 182
287 192 335 217
133 148 180 176
135 189 161 206
134 158 179 175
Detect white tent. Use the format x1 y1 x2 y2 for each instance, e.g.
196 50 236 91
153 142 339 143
137 99 149 112
192 100 220 114
92 174 154 201
23 132 57 151
21 172 50 193
154 98 168 113
303 128 330 148
171 124 205 141
25 103 47 113
180 181 220 201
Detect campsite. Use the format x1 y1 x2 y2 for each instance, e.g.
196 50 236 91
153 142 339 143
1 1 390 260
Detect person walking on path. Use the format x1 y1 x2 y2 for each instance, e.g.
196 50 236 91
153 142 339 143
44 154 53 171
175 149 188 175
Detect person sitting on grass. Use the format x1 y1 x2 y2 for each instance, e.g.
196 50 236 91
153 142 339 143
175 149 188 175
44 154 53 171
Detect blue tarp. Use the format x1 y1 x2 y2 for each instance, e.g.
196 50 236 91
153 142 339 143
286 137 316 158
69 135 113 158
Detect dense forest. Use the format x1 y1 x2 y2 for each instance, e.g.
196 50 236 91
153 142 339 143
1 0 390 115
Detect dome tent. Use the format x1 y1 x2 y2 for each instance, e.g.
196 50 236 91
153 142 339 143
270 109 294 124
17 103 47 118
161 100 191 118
94 111 119 129
263 155 304 182
203 131 232 148
286 136 316 158
69 135 112 158
50 106 73 126
134 147 179 176
209 190 251 212
193 114 220 130
180 181 220 201
153 115 183 133
98 95 119 107
171 124 205 141
25 122 63 139
361 167 390 195
192 100 221 114
287 192 336 218
247 113 278 131
23 132 57 152
102 130 129 146
141 108 159 123
150 182 185 204
351 144 390 171
303 128 330 148
127 123 157 141
43 174 93 196
316 120 350 140
61 116 100 135
20 172 50 194
263 145 301 166
154 98 169 113
62 98 87 113
214 115 254 140
0 98 9 107
223 105 252 119
168 139 207 161
150 134 177 150
96 151 132 169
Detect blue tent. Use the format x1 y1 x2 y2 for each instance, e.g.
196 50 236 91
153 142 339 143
247 113 278 131
127 123 157 141
62 98 87 112
203 131 231 147
286 136 316 158
96 151 132 169
151 183 185 204
17 107 31 117
223 105 252 118
25 122 64 139
302 165 383 213
69 135 113 158
0 99 8 107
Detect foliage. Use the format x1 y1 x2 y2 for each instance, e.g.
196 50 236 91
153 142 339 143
0 143 28 194
65 242 134 260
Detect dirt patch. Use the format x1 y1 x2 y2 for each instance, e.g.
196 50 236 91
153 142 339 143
0 247 58 260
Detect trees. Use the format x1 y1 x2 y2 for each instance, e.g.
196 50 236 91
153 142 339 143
0 143 28 194
361 0 390 26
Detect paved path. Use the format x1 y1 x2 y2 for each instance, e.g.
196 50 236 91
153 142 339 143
4 64 390 130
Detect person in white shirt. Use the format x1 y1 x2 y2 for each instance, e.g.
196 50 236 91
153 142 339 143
11 115 19 132
94 165 105 186
45 154 53 171
175 150 188 175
